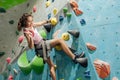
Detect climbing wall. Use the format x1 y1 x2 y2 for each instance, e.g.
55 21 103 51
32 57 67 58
0 0 120 80
76 0 120 79
0 0 38 73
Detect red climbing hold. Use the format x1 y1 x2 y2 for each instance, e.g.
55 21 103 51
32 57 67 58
8 75 13 80
33 6 37 12
6 57 11 64
18 35 24 44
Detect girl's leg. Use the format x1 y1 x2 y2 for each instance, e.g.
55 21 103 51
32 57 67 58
49 38 75 60
46 57 56 80
49 38 88 68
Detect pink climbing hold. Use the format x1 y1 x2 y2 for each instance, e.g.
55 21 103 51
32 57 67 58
18 35 24 44
8 75 13 80
6 57 11 64
33 6 37 12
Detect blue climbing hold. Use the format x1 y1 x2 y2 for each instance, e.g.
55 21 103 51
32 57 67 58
59 15 64 21
80 19 86 26
48 13 51 19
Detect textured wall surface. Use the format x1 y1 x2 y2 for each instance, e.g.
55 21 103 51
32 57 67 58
0 0 120 80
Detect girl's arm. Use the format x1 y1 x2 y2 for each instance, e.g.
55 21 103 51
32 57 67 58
33 20 49 28
24 33 34 49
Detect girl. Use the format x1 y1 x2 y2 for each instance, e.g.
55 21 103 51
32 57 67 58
17 13 87 80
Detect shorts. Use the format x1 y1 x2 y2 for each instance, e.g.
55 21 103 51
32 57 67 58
34 40 52 58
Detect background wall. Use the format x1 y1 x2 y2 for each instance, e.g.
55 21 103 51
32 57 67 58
0 0 68 73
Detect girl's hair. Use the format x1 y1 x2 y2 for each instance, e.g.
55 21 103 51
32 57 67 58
17 13 32 31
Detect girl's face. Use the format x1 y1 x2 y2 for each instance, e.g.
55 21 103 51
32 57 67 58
26 16 33 28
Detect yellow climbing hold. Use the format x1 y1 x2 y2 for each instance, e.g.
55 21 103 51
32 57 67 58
46 1 51 7
50 17 57 26
55 45 62 51
53 8 58 15
61 32 70 41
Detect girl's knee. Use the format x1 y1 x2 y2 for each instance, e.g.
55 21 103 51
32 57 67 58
57 38 64 43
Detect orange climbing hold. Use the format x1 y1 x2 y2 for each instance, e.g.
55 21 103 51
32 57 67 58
94 59 110 79
73 8 83 16
70 0 83 16
70 0 78 8
86 43 96 51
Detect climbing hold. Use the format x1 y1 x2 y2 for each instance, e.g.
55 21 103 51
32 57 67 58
50 17 57 26
77 57 88 68
31 56 44 74
76 78 82 80
9 20 14 24
15 31 19 36
63 8 68 13
80 19 86 25
12 50 15 54
67 30 80 38
59 15 64 22
43 23 52 32
48 13 51 19
0 52 5 57
66 13 72 18
94 59 110 79
55 45 62 51
73 8 83 16
70 0 78 8
84 70 91 78
17 51 32 75
8 75 13 80
0 7 6 13
61 32 70 41
53 8 58 15
13 68 18 75
33 6 37 13
52 0 54 2
86 43 96 51
18 35 24 44
84 74 91 78
46 1 51 7
84 70 90 75
6 57 11 64
27 3 30 7
39 29 47 39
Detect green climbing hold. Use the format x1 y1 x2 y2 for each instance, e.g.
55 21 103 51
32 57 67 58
15 31 19 36
39 29 47 39
31 56 44 74
0 7 6 13
63 8 68 13
9 20 14 24
0 52 5 56
76 77 82 80
66 13 72 17
17 51 32 75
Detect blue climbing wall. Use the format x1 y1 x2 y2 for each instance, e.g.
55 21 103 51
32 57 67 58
0 0 120 80
76 0 120 79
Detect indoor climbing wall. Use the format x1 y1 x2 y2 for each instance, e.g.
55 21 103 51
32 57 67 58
75 0 120 79
0 0 40 76
0 0 120 80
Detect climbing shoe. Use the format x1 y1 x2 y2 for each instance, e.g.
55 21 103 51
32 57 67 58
73 56 88 68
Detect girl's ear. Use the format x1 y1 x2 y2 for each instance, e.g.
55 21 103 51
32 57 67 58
17 22 22 31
